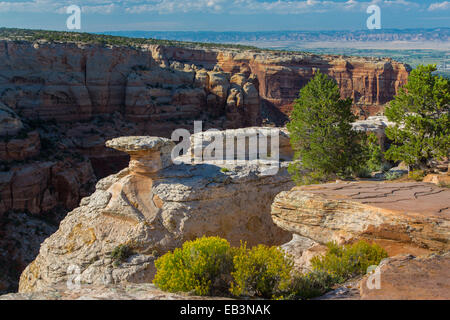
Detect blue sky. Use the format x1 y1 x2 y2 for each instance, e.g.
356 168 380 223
0 0 449 32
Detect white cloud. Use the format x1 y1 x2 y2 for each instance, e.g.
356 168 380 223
428 1 450 11
0 0 426 15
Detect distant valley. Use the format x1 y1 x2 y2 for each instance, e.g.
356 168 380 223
101 29 450 77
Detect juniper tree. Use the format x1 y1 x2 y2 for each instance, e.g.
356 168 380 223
384 65 450 170
287 71 366 185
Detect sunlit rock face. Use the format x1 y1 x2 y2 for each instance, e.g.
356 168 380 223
19 133 295 293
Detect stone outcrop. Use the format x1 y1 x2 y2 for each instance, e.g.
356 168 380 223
19 132 294 293
0 103 23 136
272 182 450 254
359 253 450 300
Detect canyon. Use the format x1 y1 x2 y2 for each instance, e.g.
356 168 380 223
0 31 411 294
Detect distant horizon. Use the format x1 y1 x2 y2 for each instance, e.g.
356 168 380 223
0 1 449 32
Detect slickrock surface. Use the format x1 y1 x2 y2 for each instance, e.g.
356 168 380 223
359 253 450 300
272 182 450 253
19 134 293 293
1 283 228 300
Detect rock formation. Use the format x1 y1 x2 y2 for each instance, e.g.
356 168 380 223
19 131 294 293
359 253 450 300
272 182 450 254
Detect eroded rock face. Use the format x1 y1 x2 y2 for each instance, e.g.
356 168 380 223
0 41 408 126
0 103 23 136
359 253 450 300
19 134 294 293
272 182 450 253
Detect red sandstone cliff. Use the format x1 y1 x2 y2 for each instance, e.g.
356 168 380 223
0 40 410 217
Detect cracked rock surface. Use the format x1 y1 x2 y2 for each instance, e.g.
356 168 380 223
272 182 450 253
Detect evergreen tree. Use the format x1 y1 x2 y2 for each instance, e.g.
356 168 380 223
384 65 450 170
287 71 365 185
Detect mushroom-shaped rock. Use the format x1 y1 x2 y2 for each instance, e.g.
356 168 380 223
106 136 175 174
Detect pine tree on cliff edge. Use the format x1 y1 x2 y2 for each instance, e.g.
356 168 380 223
384 64 450 170
287 71 365 185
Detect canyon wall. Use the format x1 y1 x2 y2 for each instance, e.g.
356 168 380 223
0 39 409 293
0 40 410 217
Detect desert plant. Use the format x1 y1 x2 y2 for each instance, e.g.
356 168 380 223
364 133 384 172
408 169 426 181
153 236 234 296
287 71 366 185
230 243 293 299
282 270 336 300
310 241 388 284
384 64 450 170
111 244 133 267
384 171 405 181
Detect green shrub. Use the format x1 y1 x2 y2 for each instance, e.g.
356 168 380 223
282 270 336 300
355 167 372 178
111 244 133 267
230 243 293 299
220 167 230 173
384 171 405 180
153 236 234 296
408 169 426 181
364 133 385 172
310 241 388 284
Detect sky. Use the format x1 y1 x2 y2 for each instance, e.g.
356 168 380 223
0 0 449 32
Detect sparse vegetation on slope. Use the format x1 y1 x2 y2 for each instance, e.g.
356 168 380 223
0 27 262 51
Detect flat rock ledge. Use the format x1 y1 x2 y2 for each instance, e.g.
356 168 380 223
0 283 230 300
272 181 450 253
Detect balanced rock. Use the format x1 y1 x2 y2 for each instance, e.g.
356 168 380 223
19 134 293 293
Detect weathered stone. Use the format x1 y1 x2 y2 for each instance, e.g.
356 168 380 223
106 136 175 174
0 103 23 136
272 182 450 253
19 133 294 293
359 253 450 300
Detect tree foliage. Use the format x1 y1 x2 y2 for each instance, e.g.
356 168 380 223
287 71 366 184
384 64 450 169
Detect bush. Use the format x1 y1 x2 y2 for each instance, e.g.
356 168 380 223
408 169 426 181
282 270 336 300
287 71 366 185
310 241 388 284
153 236 234 296
355 167 372 179
153 237 388 300
384 171 405 181
111 244 133 267
364 133 385 172
230 243 293 299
